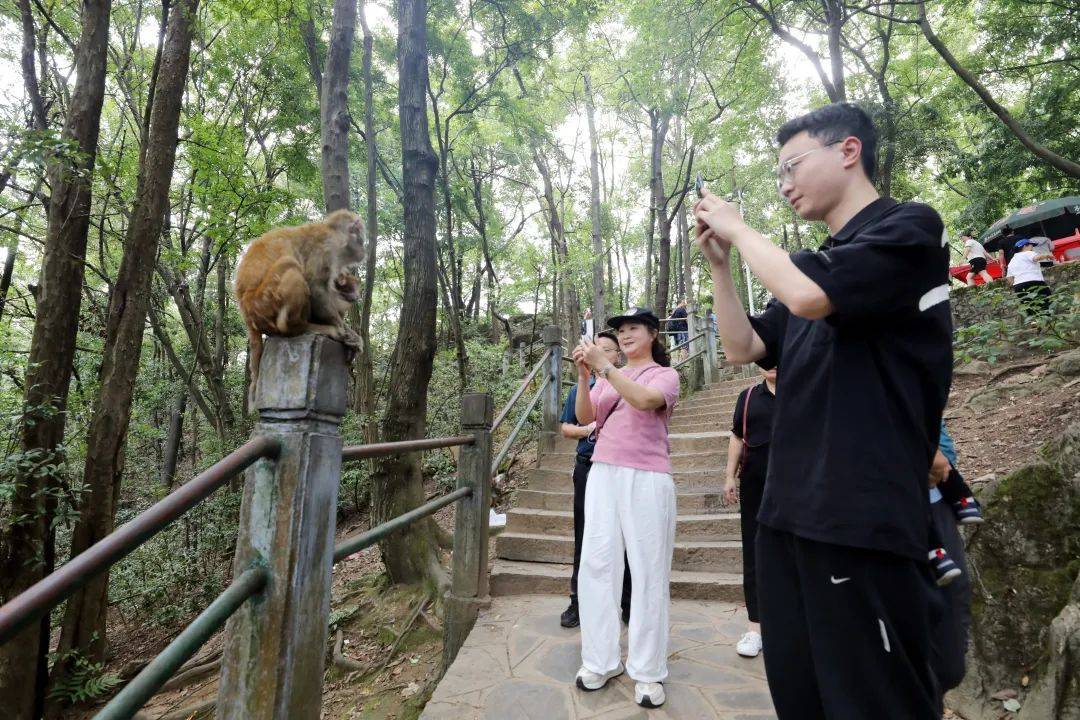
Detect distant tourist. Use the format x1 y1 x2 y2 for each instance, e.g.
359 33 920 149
724 366 777 659
1027 235 1057 268
1007 239 1052 315
961 231 994 286
667 299 688 350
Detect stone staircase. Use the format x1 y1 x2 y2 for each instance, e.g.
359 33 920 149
491 371 760 602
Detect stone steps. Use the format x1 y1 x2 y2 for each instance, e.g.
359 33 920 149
496 533 742 573
490 374 756 601
505 507 740 539
548 430 730 455
513 488 730 514
539 449 726 472
489 559 744 602
527 466 724 492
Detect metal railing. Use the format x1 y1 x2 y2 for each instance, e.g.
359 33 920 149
0 334 497 720
0 435 279 645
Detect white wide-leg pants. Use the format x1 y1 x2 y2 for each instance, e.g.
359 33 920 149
578 461 676 682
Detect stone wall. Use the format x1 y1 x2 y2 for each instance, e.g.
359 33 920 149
951 260 1080 331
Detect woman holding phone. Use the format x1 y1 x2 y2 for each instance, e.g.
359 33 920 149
571 307 680 709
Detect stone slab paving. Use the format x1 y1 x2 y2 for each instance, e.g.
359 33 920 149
422 595 777 720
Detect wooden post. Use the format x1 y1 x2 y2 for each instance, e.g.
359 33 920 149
686 306 703 391
539 325 563 456
217 334 346 720
443 393 493 668
703 313 716 387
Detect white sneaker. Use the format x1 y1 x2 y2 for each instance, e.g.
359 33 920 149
575 663 624 691
635 681 665 708
736 631 763 657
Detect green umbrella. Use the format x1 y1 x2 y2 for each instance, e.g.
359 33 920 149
979 196 1080 250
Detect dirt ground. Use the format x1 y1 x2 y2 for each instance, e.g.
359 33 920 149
65 355 1079 719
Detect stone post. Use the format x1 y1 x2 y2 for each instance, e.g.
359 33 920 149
704 313 717 386
686 305 704 391
443 393 494 668
539 325 563 456
217 334 346 720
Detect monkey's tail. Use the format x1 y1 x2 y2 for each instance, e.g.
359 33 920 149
247 322 264 409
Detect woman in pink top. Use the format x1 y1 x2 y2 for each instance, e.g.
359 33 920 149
571 307 680 709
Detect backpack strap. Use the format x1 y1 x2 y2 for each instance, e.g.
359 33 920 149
740 385 755 470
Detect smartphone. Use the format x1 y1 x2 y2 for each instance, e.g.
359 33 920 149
695 171 704 199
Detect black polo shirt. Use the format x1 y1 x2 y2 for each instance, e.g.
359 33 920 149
749 198 952 562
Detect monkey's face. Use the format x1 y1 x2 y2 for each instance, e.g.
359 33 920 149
331 269 361 310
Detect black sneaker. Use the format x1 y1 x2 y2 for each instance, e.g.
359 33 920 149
621 606 631 625
560 601 579 628
953 496 984 524
930 548 962 587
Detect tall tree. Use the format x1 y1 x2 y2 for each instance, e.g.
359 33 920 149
914 0 1080 179
370 0 444 585
321 0 358 212
0 1 113 716
353 1 380 446
48 2 200 707
584 72 606 329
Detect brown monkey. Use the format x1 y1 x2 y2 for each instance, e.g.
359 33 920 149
235 209 365 403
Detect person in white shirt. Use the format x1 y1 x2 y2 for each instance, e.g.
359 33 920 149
1006 239 1052 315
961 231 994 286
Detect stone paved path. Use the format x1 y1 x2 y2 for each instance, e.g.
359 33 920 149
422 595 777 720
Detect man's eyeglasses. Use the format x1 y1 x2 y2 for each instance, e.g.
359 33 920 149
776 140 842 192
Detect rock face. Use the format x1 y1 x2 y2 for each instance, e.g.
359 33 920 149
1017 573 1080 720
950 421 1080 719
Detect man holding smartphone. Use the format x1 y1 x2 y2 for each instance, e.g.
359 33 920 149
693 103 952 719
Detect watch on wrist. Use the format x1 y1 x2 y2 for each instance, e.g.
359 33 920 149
599 364 615 378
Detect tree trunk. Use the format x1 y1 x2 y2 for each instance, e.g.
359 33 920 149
916 1 1080 179
650 110 672 315
823 0 846 101
48 2 198 708
533 148 579 346
353 2 379 446
370 0 444 586
0 2 112 716
678 204 691 304
321 0 357 212
161 393 186 488
433 128 469 390
157 263 234 436
0 239 15 322
584 72 605 330
644 206 654 307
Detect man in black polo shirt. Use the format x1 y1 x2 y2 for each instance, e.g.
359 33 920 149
693 103 952 719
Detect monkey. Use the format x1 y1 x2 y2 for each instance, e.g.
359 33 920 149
235 209 365 404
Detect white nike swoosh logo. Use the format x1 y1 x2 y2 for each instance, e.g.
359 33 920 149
830 576 851 585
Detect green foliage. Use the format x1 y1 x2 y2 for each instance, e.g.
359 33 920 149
954 280 1080 364
47 649 122 704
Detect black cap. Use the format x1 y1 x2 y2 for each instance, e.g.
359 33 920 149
607 307 660 330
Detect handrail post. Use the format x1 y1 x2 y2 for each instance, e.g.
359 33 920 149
704 312 717 386
443 393 494 669
686 306 704 391
539 325 563 456
217 334 347 720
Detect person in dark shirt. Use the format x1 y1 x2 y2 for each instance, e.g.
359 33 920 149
558 331 631 628
667 299 689 350
724 366 777 659
693 103 952 719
